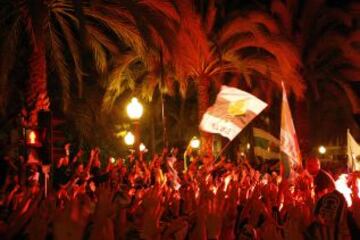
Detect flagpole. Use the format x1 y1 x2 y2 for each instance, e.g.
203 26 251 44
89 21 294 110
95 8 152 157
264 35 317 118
348 129 355 173
215 139 233 162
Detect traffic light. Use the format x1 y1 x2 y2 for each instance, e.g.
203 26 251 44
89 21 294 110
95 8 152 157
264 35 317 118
26 129 40 146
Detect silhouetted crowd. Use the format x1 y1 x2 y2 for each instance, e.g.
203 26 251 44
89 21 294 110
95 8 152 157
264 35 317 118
0 144 360 240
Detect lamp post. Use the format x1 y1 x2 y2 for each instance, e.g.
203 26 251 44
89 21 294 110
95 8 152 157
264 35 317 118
190 136 200 149
126 97 143 159
124 132 135 146
318 145 326 155
184 136 200 171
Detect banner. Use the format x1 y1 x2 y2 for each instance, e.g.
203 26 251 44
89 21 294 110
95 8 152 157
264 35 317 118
200 86 267 140
347 129 360 171
280 83 302 178
253 127 280 160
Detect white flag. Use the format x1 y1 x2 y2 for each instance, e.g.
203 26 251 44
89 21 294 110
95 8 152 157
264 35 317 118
280 82 302 178
200 86 267 140
347 129 360 171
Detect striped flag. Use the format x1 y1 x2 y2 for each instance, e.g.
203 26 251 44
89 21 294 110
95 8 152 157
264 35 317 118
200 86 267 140
347 129 360 171
253 127 280 160
280 83 302 178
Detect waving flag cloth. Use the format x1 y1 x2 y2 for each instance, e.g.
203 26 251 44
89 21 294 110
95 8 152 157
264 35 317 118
280 83 302 179
347 129 360 171
253 127 280 160
200 85 267 140
253 127 280 171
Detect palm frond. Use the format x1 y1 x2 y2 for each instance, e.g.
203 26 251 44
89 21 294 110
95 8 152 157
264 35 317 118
102 53 140 111
204 0 217 34
0 17 21 112
316 8 353 30
85 25 119 53
55 12 83 97
139 71 159 101
333 80 360 114
172 3 210 79
271 0 292 35
245 11 280 34
224 35 304 96
83 6 145 55
138 0 180 23
217 16 260 46
48 24 70 111
87 35 107 74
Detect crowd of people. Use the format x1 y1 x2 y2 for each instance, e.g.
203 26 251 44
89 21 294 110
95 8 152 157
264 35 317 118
0 143 360 240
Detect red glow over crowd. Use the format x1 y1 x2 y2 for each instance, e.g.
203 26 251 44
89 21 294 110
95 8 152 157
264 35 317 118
0 144 360 240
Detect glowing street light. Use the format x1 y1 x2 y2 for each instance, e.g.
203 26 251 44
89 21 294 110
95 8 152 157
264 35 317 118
318 145 326 155
124 132 135 146
126 97 143 120
126 98 143 160
139 143 147 152
190 136 200 149
183 136 200 172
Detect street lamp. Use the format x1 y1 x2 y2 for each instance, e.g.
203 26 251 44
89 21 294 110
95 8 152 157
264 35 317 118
190 136 200 149
139 143 147 152
127 97 143 120
126 97 143 159
318 145 326 155
184 136 200 171
124 132 135 146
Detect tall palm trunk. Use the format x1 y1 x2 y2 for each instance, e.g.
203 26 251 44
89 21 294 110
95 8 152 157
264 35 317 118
178 98 186 140
27 33 49 127
150 99 157 154
159 51 168 148
197 76 212 154
27 1 49 127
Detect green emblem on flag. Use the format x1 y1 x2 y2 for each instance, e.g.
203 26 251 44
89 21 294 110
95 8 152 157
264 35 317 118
228 99 248 116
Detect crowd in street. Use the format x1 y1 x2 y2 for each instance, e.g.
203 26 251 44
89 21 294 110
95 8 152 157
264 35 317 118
0 144 360 240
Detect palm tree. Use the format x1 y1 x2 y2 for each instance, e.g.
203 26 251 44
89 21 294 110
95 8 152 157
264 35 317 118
99 1 183 148
0 0 179 127
270 0 360 151
61 0 180 153
172 0 304 153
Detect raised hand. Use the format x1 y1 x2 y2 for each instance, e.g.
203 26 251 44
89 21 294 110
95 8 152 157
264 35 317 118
4 189 43 240
162 218 189 240
53 195 91 240
89 184 116 240
259 219 283 240
220 181 239 239
93 183 115 220
139 185 164 240
26 196 55 240
205 187 226 240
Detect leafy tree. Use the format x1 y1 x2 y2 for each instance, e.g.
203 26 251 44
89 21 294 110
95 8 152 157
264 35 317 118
172 0 304 153
0 0 178 127
270 0 360 151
